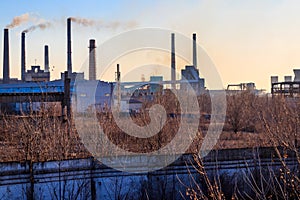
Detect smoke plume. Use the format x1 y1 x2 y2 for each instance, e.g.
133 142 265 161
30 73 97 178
69 17 138 30
23 22 52 33
6 13 31 29
69 17 95 26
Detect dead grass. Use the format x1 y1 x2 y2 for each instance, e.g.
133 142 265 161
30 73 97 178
0 92 299 162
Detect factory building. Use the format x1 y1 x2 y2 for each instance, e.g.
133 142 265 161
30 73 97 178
225 82 266 95
181 65 205 93
72 80 113 113
24 66 50 82
271 69 300 97
149 76 163 94
21 32 50 82
180 33 205 94
60 72 84 81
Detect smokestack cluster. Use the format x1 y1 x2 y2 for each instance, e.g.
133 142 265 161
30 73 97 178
2 16 137 83
3 29 10 83
171 33 176 89
21 32 26 81
67 18 72 77
44 45 49 72
192 33 197 69
89 39 96 80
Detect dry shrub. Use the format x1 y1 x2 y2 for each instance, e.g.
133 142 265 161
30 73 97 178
0 105 90 162
187 94 300 199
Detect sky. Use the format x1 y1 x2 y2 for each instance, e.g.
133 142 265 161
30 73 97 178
1 0 300 91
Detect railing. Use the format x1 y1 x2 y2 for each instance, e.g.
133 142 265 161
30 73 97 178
271 81 300 97
0 82 64 94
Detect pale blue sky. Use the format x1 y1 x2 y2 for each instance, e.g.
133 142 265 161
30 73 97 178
1 0 300 90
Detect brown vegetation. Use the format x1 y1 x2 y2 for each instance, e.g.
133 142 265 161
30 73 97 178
0 108 90 163
186 91 300 199
0 91 299 162
1 90 300 198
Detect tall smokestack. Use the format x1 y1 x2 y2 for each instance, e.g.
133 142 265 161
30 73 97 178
116 64 120 82
21 32 26 81
67 18 72 77
89 39 96 80
44 45 49 72
171 33 176 89
192 33 197 69
3 29 9 83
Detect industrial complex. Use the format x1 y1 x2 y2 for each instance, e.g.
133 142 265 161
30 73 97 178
1 17 300 114
0 18 206 114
